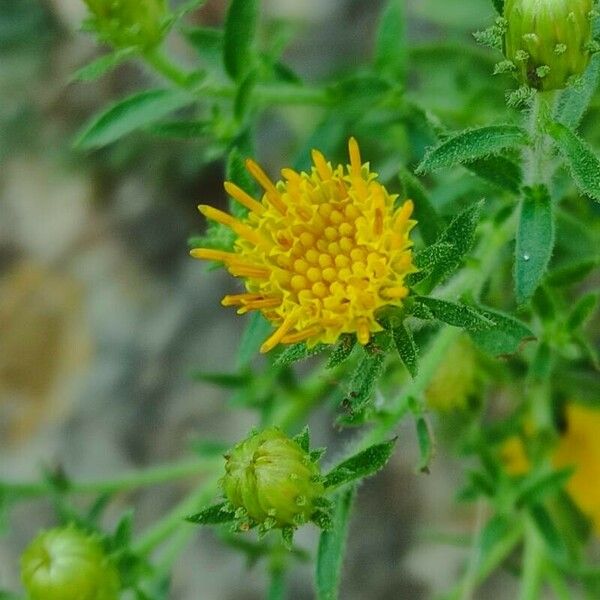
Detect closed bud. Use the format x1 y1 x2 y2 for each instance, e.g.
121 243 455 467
504 0 594 90
84 0 167 50
21 526 120 600
221 427 325 528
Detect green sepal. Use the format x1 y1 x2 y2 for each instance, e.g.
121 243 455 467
281 526 294 549
326 335 356 369
323 439 397 489
293 426 310 454
186 502 237 525
311 509 334 531
392 323 418 378
416 125 528 174
275 342 327 366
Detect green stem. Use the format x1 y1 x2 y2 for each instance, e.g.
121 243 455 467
519 522 545 600
144 48 192 88
132 477 220 555
2 456 220 498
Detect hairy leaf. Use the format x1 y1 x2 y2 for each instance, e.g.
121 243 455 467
186 502 236 525
546 120 600 203
392 323 418 378
323 439 397 489
468 307 534 356
415 297 494 330
515 185 555 305
75 89 192 149
416 125 528 174
466 155 522 194
275 343 327 366
326 335 357 369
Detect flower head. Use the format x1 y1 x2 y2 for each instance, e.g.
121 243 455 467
84 0 167 49
504 0 593 90
191 138 416 352
221 427 325 529
21 526 120 600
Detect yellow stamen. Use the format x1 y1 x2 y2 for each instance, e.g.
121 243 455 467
221 293 263 307
357 318 370 345
198 205 266 247
348 137 362 176
245 159 287 214
381 286 408 300
190 248 237 262
281 325 322 344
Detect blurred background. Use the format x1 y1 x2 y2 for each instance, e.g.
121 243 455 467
0 1 549 598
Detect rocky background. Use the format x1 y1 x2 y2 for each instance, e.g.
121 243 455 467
0 1 529 598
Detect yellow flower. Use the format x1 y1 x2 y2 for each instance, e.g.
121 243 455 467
500 435 531 476
191 138 416 353
553 403 600 535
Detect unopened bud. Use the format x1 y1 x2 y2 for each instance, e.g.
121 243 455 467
504 0 594 90
221 427 325 528
84 0 167 49
21 526 120 600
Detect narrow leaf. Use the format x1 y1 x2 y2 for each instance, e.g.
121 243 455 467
555 53 600 129
515 185 555 304
415 416 434 473
392 323 418 378
316 487 356 600
468 307 535 356
236 313 272 368
546 120 600 203
416 125 528 174
323 439 397 489
415 297 494 330
546 258 599 286
398 168 444 245
374 0 406 81
223 0 259 80
466 155 522 194
529 504 569 563
516 467 575 508
75 89 192 149
275 343 327 366
147 120 210 139
427 201 483 286
567 292 599 331
71 48 134 82
186 502 236 525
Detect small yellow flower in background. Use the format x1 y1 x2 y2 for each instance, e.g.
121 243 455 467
191 138 416 353
500 434 531 476
553 403 600 535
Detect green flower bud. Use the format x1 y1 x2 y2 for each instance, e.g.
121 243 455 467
21 526 120 600
84 0 167 50
504 0 594 90
221 427 325 528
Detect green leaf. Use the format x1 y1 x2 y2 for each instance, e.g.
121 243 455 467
555 53 600 129
516 468 575 508
468 307 535 357
293 426 310 453
275 343 327 366
190 371 249 388
71 48 134 82
409 242 455 285
398 169 444 245
567 292 599 330
415 416 434 473
416 125 528 174
426 201 483 286
183 26 223 59
316 487 356 600
546 120 600 203
236 313 272 368
186 502 236 525
343 339 390 413
374 0 406 81
323 439 397 489
465 155 522 194
515 185 555 305
491 0 505 14
415 297 494 330
223 0 259 81
392 323 418 378
326 335 356 369
529 504 569 563
147 120 210 138
75 89 192 149
234 70 258 121
546 258 599 287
